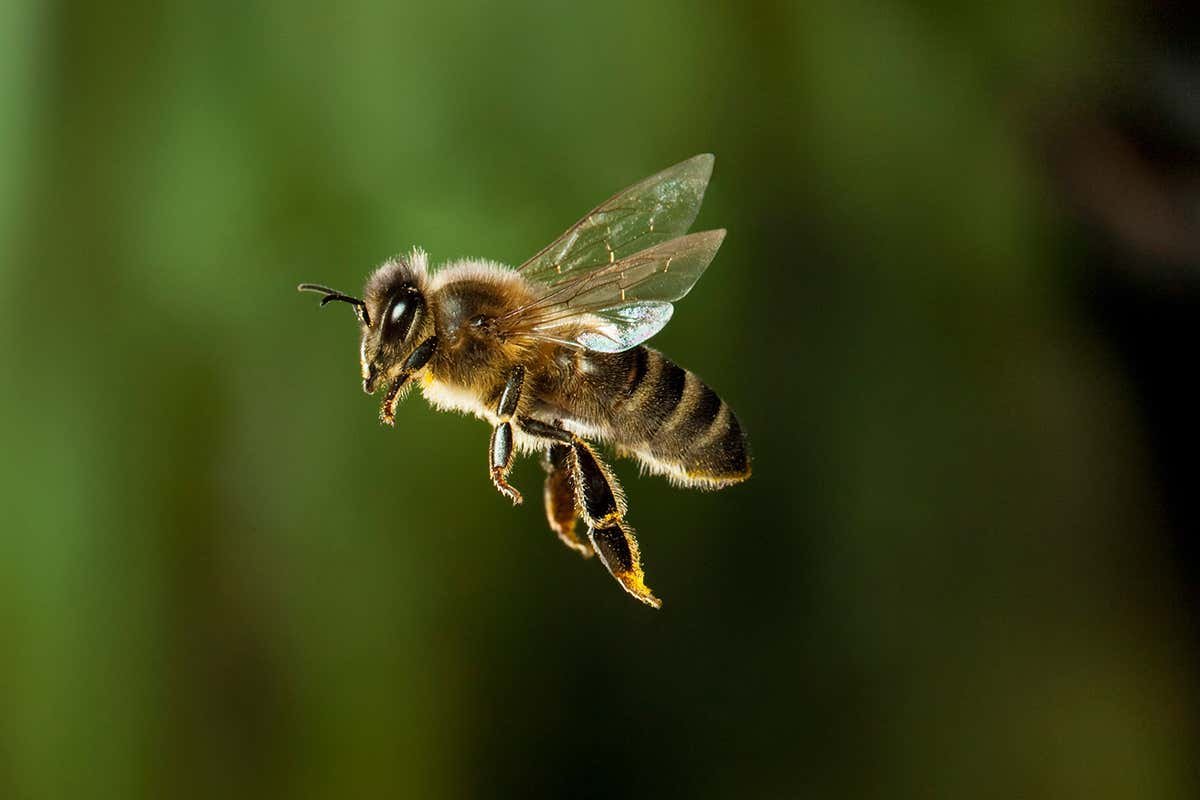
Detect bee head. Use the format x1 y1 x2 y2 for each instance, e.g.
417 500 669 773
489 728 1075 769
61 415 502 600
299 249 433 394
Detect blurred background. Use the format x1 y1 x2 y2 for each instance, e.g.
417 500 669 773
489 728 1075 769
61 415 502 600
1 1 1197 798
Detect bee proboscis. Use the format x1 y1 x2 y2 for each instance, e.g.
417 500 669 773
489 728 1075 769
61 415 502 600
300 155 750 607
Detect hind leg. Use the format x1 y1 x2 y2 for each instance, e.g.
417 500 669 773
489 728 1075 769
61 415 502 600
570 440 661 609
520 417 661 609
541 444 592 558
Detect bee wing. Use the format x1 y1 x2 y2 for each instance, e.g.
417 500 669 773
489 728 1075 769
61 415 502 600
518 154 715 287
500 229 726 352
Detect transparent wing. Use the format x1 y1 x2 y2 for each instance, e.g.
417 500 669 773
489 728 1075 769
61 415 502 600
573 302 675 353
518 154 714 287
501 229 726 352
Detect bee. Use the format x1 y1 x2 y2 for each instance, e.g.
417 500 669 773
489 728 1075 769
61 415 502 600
299 155 750 607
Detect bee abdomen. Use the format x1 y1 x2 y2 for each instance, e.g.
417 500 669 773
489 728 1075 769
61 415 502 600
611 347 750 488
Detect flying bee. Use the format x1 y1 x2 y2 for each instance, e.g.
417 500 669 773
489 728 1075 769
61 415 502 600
299 154 750 608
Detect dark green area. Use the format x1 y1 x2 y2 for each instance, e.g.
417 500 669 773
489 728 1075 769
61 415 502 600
1 2 1193 798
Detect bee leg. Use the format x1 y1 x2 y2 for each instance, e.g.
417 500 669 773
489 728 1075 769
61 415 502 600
518 416 660 608
489 366 526 505
541 445 592 558
570 440 662 609
380 375 411 425
380 335 439 425
489 423 521 504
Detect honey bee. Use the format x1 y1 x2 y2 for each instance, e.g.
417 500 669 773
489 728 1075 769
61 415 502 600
300 155 750 607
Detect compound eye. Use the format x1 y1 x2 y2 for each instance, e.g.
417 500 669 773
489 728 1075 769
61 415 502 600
386 292 419 341
389 297 410 325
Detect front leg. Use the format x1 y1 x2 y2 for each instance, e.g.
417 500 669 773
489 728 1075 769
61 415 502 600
489 365 525 505
380 336 438 425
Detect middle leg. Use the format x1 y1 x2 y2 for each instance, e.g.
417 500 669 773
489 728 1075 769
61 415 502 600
489 365 525 504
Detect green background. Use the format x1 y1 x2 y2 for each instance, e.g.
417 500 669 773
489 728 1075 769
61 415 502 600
1 2 1194 798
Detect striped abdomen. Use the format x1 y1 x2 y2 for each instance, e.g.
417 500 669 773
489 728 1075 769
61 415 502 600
604 346 750 488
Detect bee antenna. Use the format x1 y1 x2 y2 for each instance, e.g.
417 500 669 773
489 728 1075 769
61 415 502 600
298 283 371 326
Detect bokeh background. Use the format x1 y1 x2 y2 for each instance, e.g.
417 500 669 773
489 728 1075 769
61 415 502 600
2 1 1198 798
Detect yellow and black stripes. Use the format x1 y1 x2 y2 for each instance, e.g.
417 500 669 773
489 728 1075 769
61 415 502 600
520 416 661 608
620 344 651 401
609 347 750 487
